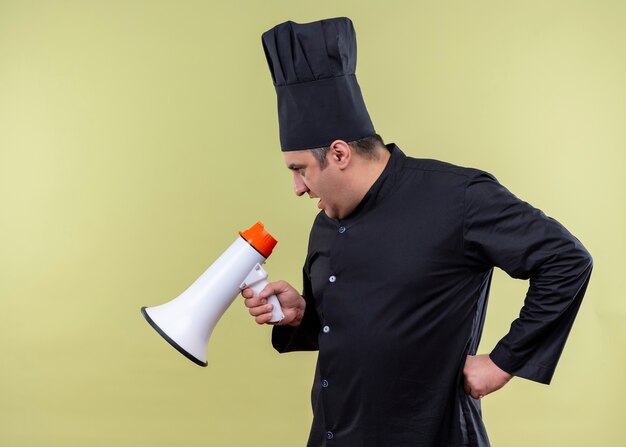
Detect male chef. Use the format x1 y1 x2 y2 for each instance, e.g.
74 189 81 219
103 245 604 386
242 17 592 446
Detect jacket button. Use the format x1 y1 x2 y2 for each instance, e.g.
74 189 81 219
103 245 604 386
338 226 346 234
322 325 330 333
326 431 334 440
321 379 329 388
329 275 336 283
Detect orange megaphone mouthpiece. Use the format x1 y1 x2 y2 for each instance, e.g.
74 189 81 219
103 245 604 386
239 221 277 258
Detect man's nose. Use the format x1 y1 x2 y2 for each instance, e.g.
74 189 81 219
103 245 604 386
293 173 309 196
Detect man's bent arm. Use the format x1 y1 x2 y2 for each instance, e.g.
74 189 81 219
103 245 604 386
464 172 593 384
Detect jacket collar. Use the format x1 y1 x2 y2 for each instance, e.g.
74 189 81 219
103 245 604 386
331 143 406 225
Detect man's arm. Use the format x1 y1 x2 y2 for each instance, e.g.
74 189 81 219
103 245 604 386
463 172 593 388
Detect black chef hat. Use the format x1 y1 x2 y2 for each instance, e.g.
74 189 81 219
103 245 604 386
262 17 376 151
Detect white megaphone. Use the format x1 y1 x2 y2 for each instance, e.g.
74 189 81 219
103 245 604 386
141 222 284 367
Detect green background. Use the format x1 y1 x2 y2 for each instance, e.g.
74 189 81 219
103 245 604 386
1 1 624 445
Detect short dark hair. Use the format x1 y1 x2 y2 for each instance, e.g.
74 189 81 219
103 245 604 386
310 134 386 169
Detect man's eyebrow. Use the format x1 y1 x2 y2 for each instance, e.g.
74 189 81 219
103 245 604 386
287 163 303 170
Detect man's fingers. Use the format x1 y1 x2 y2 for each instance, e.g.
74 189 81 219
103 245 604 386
254 313 273 325
248 303 274 317
242 292 268 309
463 380 484 399
464 383 485 400
242 287 277 324
463 355 486 399
241 288 254 299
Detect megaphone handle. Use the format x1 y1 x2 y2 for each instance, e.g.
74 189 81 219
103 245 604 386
241 264 285 323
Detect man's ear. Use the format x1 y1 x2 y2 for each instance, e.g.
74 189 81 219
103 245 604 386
328 140 352 170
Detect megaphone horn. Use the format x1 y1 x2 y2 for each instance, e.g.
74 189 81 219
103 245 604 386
141 222 284 366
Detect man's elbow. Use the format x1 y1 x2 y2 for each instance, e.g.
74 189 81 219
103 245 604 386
577 242 593 271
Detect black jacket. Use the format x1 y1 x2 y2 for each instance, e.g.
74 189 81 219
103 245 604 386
273 144 593 446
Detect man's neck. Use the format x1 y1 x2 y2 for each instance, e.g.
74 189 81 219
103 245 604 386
341 147 391 216
354 147 391 196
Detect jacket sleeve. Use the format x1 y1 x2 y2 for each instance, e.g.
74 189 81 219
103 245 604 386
463 172 593 384
271 267 321 353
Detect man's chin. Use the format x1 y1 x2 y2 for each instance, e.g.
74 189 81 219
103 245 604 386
317 200 337 218
322 209 337 219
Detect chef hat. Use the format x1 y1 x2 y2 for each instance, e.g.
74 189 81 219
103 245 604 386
262 17 376 151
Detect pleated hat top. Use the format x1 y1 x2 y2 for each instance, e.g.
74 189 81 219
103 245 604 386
262 17 375 151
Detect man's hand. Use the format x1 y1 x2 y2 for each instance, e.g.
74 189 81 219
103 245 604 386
463 354 513 400
241 280 305 327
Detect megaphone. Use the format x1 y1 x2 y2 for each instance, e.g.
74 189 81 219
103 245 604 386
141 222 284 367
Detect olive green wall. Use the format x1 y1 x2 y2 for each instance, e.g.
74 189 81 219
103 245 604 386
1 1 623 446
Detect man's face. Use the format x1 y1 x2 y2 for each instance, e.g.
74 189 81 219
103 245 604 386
284 149 343 219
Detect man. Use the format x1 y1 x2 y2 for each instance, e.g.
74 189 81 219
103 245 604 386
242 18 592 446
